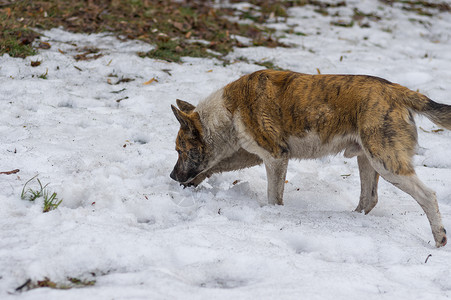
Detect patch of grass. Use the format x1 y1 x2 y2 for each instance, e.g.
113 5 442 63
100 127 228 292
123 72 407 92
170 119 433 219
38 68 48 79
36 278 64 289
68 277 96 287
2 1 448 62
140 40 211 63
331 20 354 27
380 0 450 15
21 175 45 201
0 28 38 58
0 0 289 61
236 56 250 63
16 277 96 292
42 189 63 212
230 0 347 22
21 175 63 213
74 47 103 61
255 60 285 70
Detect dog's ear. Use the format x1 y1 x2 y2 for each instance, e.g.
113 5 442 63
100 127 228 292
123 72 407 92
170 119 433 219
176 99 196 112
171 105 190 129
171 105 202 137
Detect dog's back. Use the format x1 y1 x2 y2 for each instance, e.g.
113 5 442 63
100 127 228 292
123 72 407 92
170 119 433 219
223 70 450 176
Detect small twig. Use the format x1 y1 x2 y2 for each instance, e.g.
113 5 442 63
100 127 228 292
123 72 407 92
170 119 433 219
111 88 126 94
15 279 31 292
115 96 129 103
424 254 432 264
161 69 172 76
0 169 20 175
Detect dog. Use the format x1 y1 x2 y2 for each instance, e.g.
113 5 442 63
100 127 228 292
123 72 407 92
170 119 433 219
170 69 450 247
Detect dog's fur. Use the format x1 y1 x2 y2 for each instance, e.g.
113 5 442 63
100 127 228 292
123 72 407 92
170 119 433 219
170 70 450 247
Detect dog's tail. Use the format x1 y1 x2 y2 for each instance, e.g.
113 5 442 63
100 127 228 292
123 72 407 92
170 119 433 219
401 87 451 130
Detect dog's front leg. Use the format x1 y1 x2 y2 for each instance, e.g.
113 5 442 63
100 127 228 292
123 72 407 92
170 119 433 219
264 156 288 205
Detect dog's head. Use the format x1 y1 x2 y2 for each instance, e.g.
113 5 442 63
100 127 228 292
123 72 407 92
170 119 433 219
170 99 210 186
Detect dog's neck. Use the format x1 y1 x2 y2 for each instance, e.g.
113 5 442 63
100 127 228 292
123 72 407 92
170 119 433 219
195 87 239 158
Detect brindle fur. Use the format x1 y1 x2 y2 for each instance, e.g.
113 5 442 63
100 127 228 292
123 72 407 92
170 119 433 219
170 70 451 247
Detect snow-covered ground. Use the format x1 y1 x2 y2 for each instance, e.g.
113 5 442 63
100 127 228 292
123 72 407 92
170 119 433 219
1 1 451 299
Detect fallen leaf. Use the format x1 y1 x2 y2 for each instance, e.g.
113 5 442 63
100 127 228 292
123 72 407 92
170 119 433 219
38 41 51 49
316 68 321 74
74 53 103 61
115 77 134 84
206 69 213 73
30 60 41 67
0 169 20 175
173 22 184 31
143 77 158 85
37 278 57 288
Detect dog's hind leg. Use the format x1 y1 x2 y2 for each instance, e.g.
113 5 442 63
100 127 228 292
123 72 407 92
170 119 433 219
355 155 380 214
264 156 289 206
371 163 447 247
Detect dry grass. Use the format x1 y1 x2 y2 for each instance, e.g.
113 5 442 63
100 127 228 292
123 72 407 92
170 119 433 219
1 0 449 60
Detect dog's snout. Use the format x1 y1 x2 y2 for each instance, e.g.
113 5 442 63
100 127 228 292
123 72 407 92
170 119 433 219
170 169 177 181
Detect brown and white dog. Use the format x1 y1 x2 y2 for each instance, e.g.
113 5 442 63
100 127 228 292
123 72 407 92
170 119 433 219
170 69 450 247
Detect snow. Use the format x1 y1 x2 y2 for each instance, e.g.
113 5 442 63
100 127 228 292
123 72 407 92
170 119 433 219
1 1 451 299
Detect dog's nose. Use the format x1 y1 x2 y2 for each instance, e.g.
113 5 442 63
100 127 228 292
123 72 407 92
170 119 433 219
170 169 177 181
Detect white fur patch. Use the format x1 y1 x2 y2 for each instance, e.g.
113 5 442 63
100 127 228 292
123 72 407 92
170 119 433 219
195 88 230 135
233 112 275 162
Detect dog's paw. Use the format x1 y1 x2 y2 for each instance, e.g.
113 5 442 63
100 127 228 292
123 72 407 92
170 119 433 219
435 228 447 248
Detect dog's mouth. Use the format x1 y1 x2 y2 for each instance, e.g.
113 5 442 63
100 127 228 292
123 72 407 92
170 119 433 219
170 170 200 187
180 181 196 188
179 176 195 185
179 174 201 188
179 170 211 188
